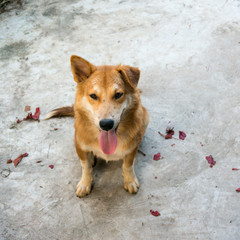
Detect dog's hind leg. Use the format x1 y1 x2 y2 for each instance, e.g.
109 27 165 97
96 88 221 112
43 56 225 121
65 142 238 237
122 147 139 194
75 147 94 197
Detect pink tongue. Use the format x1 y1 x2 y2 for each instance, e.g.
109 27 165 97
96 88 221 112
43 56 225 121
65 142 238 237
99 129 117 155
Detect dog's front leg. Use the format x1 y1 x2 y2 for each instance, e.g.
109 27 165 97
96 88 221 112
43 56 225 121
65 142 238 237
122 147 139 194
75 146 94 197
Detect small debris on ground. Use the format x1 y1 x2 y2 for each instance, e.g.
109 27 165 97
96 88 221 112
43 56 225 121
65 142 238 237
1 169 11 178
206 155 216 168
138 149 146 156
14 153 28 167
16 107 40 123
236 188 240 192
7 159 12 164
153 153 163 161
232 168 240 171
150 210 161 217
179 131 187 140
49 165 54 169
24 105 31 111
36 161 42 163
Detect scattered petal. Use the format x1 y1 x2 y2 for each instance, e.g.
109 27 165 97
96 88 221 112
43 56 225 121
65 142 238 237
236 188 240 192
171 144 175 147
36 161 42 163
232 168 240 171
200 142 204 147
7 159 12 164
154 177 157 179
150 210 160 217
206 155 216 167
49 165 54 169
153 153 161 161
166 127 174 136
14 153 28 167
179 131 186 140
32 107 40 120
24 106 31 112
53 128 58 131
16 107 40 123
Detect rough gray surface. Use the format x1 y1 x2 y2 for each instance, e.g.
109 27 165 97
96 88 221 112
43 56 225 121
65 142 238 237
0 0 240 239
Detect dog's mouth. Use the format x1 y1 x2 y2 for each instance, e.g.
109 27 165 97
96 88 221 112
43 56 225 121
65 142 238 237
99 127 118 155
98 108 124 155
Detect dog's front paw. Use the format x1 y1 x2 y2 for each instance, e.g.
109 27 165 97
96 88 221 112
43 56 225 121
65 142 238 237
76 180 92 197
124 177 139 194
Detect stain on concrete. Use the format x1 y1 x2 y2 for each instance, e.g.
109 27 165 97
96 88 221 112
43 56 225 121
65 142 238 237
0 41 29 60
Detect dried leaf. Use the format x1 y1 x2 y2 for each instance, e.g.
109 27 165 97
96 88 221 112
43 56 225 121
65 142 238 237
7 159 12 164
14 153 28 167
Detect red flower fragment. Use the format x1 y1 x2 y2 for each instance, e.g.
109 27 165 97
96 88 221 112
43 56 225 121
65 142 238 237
153 153 161 160
232 168 240 171
206 155 216 168
150 210 160 217
32 107 40 120
49 165 54 169
16 107 40 123
7 159 12 164
236 188 240 192
36 161 42 163
14 153 28 167
179 131 186 140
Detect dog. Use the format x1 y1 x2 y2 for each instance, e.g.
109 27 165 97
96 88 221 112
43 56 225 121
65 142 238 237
46 55 149 197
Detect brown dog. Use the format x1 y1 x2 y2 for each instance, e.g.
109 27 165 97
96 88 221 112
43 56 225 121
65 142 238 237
46 55 149 197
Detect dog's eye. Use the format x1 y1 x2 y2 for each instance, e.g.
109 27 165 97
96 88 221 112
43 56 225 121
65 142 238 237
89 94 98 100
114 92 123 100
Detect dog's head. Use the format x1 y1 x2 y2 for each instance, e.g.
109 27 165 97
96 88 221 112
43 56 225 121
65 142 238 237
71 55 140 155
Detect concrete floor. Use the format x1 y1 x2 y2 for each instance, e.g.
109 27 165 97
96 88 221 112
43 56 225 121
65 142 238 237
1 0 240 239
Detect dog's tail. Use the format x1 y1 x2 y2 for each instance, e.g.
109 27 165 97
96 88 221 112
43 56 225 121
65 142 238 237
45 106 74 120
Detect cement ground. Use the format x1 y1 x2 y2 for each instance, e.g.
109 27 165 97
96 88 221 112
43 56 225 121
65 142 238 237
0 0 240 239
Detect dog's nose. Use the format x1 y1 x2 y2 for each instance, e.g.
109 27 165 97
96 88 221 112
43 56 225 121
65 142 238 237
99 119 114 131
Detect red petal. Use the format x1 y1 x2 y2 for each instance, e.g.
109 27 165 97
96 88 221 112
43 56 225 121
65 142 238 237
165 134 172 139
179 131 186 140
7 159 12 164
166 127 174 136
206 155 216 167
49 165 54 169
232 168 240 170
14 153 28 167
32 107 40 120
36 161 42 163
150 210 160 216
153 153 161 161
236 188 240 192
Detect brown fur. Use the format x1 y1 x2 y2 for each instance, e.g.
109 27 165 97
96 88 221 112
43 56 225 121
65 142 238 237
46 55 149 197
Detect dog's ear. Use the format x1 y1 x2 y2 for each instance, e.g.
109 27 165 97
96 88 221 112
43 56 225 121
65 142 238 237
70 55 96 83
117 65 140 89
